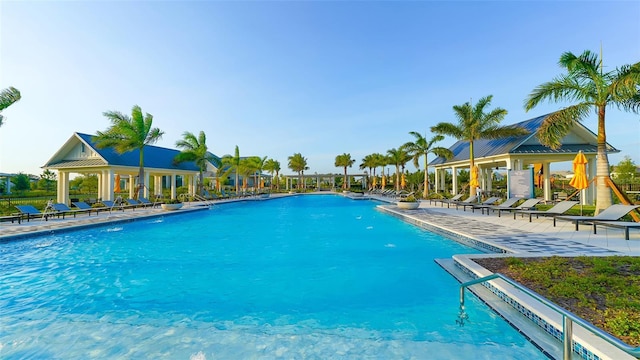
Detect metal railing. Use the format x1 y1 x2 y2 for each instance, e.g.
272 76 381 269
458 273 640 360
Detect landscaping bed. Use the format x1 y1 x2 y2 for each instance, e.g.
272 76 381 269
473 256 640 347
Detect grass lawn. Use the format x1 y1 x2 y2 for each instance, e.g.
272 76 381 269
474 256 640 347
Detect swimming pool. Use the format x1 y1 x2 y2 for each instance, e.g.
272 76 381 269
0 195 547 359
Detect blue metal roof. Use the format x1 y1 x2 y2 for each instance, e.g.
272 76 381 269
429 114 619 165
77 133 201 171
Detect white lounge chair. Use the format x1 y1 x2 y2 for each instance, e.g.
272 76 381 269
514 201 578 222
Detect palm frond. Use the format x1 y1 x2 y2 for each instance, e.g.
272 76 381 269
536 106 589 149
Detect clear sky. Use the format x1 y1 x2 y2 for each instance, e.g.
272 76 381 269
1 0 639 177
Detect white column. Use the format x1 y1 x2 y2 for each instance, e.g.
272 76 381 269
543 162 551 202
129 175 135 200
104 169 114 201
144 172 150 198
97 172 103 201
154 176 162 196
171 174 177 199
452 167 458 195
486 168 494 192
57 171 70 204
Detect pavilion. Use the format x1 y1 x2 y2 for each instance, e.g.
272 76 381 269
429 114 619 204
43 132 220 204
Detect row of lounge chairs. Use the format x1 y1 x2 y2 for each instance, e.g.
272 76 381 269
433 194 640 240
369 189 414 199
10 197 163 222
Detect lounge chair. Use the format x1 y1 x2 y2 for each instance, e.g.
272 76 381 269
513 201 579 222
481 197 523 215
491 198 541 217
73 201 106 214
52 203 93 218
101 200 125 212
138 197 158 208
431 193 464 207
14 205 51 221
553 204 640 231
453 196 478 211
470 197 501 213
0 214 21 224
124 198 146 209
592 221 640 240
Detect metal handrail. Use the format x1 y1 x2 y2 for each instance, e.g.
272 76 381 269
459 273 640 359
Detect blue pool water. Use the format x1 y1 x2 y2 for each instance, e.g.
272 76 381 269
0 195 546 359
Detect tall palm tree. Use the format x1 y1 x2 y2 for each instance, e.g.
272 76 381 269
94 105 164 199
359 154 377 189
288 153 308 190
264 158 281 190
525 50 640 213
386 147 410 192
372 153 387 181
174 131 220 196
0 86 21 127
403 132 453 198
220 145 242 194
431 95 528 197
334 153 355 189
238 156 261 192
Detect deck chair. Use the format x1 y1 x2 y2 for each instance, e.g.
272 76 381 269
592 221 640 240
52 203 93 218
514 201 579 222
553 204 640 231
73 201 106 214
124 198 146 209
433 193 464 207
492 198 541 217
482 197 523 215
138 197 157 208
453 196 478 211
14 205 50 221
470 197 501 213
101 200 125 212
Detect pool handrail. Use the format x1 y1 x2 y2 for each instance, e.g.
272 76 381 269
459 273 640 359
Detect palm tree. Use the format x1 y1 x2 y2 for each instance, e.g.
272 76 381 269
386 147 410 192
174 131 220 196
431 95 528 198
264 158 281 190
94 105 164 199
359 154 377 189
220 145 242 194
334 153 355 189
525 50 640 213
0 86 21 127
238 156 261 192
403 132 453 198
288 153 308 190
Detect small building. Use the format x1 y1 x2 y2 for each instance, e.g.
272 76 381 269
43 132 220 204
429 114 619 203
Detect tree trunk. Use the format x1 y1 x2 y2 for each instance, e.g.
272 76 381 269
138 150 145 200
423 153 429 198
469 141 476 198
343 167 348 189
395 165 400 192
595 106 613 214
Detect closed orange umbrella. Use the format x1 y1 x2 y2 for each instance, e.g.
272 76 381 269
569 151 589 214
381 174 386 188
569 151 588 190
372 176 377 189
114 174 121 192
243 177 248 189
401 173 406 189
216 177 220 191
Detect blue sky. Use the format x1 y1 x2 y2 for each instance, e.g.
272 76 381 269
1 1 639 177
